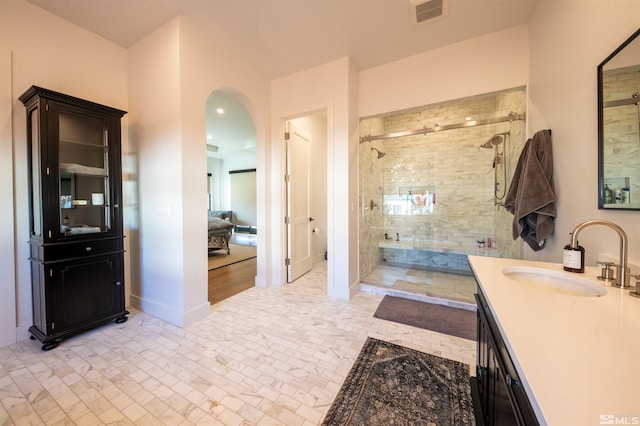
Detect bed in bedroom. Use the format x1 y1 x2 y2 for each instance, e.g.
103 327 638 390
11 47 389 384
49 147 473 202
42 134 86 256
208 210 234 254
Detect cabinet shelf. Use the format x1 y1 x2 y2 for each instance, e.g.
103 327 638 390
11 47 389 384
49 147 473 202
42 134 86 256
60 162 107 176
64 226 103 235
62 204 110 209
60 138 109 149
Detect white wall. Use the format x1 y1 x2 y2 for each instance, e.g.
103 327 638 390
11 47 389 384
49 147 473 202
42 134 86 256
207 156 223 210
207 154 258 214
128 18 196 325
359 26 530 119
0 0 129 346
271 58 359 298
230 171 257 227
0 47 16 348
127 14 271 327
179 17 271 291
528 0 640 268
219 153 257 213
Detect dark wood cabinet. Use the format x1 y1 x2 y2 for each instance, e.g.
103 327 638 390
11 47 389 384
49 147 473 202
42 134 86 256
20 86 128 351
471 286 538 426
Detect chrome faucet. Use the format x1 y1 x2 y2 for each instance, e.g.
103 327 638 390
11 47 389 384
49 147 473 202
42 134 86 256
570 220 630 289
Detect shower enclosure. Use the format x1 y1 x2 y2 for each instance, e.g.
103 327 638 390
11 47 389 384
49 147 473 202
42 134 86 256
359 87 526 305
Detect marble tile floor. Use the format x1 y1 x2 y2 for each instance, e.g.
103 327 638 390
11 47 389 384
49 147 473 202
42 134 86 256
0 261 476 426
360 263 477 306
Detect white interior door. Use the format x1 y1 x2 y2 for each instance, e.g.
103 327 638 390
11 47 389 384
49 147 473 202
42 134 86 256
286 121 313 282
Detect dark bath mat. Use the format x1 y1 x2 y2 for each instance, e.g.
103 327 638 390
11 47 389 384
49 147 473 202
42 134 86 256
322 337 475 425
373 295 477 340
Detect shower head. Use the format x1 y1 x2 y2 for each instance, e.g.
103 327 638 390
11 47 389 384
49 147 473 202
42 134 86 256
480 135 503 148
371 147 386 159
480 133 507 149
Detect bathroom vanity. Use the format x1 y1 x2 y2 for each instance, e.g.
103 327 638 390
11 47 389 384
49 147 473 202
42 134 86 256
468 255 640 425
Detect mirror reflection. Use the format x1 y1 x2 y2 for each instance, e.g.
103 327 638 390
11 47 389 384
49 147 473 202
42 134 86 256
599 28 640 209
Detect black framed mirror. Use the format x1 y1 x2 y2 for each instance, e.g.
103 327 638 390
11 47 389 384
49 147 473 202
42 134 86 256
598 28 640 210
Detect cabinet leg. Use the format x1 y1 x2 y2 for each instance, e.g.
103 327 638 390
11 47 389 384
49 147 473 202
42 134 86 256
115 316 128 324
30 335 36 340
41 341 59 351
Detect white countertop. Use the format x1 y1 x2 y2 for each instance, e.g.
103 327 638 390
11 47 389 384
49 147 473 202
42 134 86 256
467 255 640 426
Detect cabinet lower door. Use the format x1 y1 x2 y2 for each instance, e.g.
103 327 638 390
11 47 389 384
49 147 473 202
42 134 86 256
476 311 490 419
51 254 124 334
489 349 519 426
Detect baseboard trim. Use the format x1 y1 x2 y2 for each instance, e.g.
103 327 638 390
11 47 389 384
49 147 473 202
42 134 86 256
129 295 210 327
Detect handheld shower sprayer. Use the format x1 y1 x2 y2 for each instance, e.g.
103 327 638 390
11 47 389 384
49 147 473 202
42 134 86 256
480 132 510 206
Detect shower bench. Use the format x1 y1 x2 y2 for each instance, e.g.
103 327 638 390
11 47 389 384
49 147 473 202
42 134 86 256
378 240 501 256
378 240 501 274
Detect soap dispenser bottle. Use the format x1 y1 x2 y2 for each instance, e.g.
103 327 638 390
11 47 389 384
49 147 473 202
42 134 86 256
604 184 613 204
563 233 585 273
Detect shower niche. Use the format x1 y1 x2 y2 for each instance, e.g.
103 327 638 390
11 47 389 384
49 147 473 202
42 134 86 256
359 87 526 303
384 186 435 215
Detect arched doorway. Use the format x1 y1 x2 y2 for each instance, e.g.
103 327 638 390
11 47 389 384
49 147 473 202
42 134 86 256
205 90 257 304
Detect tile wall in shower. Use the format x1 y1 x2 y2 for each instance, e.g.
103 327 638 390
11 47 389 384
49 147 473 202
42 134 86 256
359 87 526 279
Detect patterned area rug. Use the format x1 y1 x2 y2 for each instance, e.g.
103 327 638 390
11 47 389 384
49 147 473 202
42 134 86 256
322 337 474 426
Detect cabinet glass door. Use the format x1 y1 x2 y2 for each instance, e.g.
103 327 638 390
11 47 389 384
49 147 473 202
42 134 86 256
58 111 110 236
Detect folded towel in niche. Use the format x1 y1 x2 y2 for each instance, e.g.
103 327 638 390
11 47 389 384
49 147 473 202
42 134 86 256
504 129 556 251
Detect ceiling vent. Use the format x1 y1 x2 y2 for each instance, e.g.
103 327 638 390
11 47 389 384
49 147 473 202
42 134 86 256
410 0 447 24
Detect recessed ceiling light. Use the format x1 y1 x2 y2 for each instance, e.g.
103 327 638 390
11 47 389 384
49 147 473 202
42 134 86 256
206 134 213 140
216 108 224 115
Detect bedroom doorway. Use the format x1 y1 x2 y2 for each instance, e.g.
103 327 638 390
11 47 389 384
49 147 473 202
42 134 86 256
205 89 257 304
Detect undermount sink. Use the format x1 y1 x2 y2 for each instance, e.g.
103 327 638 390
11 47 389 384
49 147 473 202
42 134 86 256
502 266 607 297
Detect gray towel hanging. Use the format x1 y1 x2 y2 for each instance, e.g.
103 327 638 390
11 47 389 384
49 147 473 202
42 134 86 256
504 129 556 251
